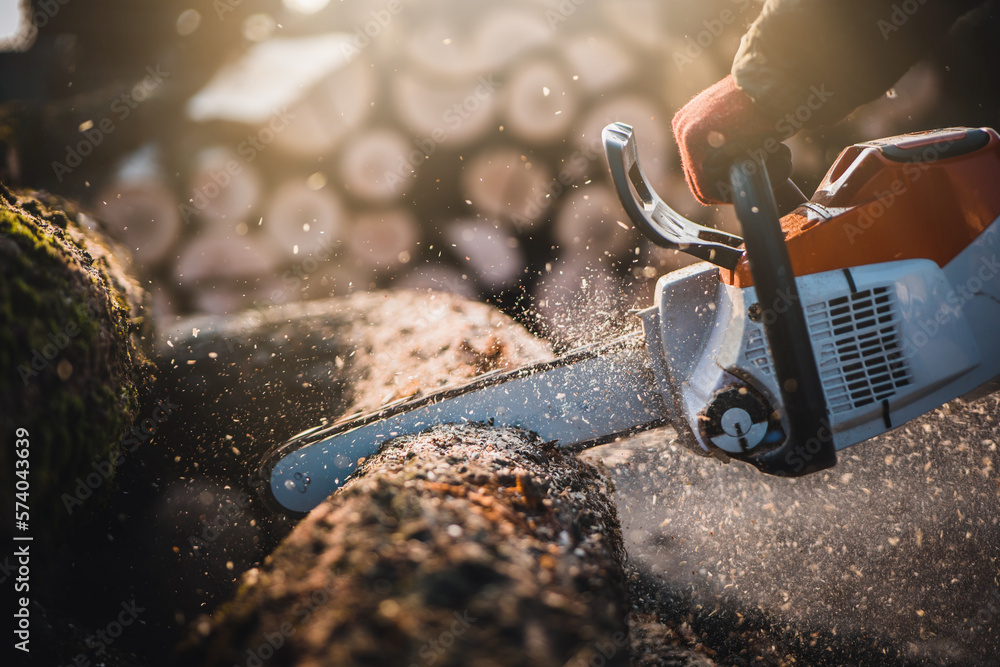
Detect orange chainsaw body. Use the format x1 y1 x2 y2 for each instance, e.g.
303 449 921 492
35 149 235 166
723 127 1000 288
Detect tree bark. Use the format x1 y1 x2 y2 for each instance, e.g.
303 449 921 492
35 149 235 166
181 422 632 667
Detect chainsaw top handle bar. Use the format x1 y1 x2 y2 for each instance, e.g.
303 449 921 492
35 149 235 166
728 159 834 475
602 122 808 271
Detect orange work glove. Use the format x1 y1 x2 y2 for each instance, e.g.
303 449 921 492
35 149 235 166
671 75 790 205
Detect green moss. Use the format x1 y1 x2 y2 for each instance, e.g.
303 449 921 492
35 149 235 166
0 189 148 552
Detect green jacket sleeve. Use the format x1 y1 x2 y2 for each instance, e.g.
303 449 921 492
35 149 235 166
732 0 987 129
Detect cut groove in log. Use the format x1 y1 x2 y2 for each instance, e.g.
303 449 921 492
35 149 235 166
503 58 579 145
155 290 552 482
339 128 415 203
444 219 527 291
461 146 555 230
180 423 630 667
261 180 346 260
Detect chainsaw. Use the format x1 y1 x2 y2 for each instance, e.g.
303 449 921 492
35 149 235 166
258 124 1000 515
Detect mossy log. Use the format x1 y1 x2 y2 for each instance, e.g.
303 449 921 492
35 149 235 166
181 423 632 667
0 183 150 548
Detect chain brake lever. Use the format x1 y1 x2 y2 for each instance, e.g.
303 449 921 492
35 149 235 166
603 122 745 270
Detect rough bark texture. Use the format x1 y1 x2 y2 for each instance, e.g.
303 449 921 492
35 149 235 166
0 183 151 549
180 422 631 667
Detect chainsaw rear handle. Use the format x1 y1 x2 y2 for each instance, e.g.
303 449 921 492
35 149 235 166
728 159 835 475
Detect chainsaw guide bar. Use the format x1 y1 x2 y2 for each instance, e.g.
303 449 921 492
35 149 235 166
258 332 671 515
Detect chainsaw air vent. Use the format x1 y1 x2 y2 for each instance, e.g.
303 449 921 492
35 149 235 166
744 328 774 375
807 286 911 413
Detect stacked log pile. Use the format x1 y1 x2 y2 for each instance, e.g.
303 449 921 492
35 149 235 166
4 1 958 344
86 0 759 344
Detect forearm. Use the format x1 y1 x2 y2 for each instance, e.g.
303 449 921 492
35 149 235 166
732 0 987 130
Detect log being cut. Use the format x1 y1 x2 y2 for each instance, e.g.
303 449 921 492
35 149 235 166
181 422 633 667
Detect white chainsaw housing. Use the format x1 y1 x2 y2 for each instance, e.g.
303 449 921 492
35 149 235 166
640 214 1000 460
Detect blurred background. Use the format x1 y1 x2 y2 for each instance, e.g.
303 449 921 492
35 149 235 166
1 0 998 346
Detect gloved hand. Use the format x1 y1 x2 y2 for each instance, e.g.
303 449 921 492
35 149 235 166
671 75 791 205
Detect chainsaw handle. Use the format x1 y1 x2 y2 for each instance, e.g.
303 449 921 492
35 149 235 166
728 159 835 475
603 122 745 270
